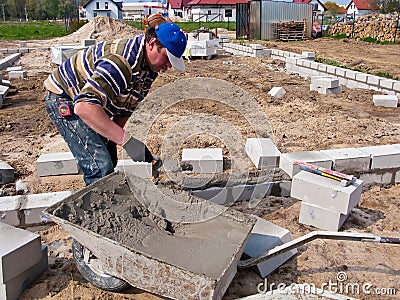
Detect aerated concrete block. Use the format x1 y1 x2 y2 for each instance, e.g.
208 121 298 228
8 70 27 79
291 171 363 214
0 222 42 284
0 245 47 300
115 160 152 178
359 172 393 186
245 138 281 169
279 151 332 178
301 51 315 60
310 84 342 95
6 66 22 72
268 87 286 99
0 196 22 226
191 182 272 205
358 144 400 169
320 148 370 172
0 160 14 184
313 77 339 88
243 216 297 278
36 152 79 176
181 148 223 174
299 202 349 231
21 192 73 225
373 95 398 108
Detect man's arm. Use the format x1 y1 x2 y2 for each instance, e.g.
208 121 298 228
74 102 128 145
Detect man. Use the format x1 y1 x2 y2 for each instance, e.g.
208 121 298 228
44 22 187 185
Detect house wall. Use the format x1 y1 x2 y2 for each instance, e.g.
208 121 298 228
123 1 166 19
85 0 122 21
347 2 358 16
189 5 236 22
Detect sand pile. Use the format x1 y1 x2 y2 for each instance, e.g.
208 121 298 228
55 16 144 44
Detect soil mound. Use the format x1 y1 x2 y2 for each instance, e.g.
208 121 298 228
56 16 144 44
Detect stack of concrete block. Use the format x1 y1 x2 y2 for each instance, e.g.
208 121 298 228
310 76 342 95
243 216 297 277
7 66 27 79
320 148 370 173
358 144 400 185
291 171 363 231
373 94 398 108
181 148 223 174
0 160 14 184
115 160 152 179
36 152 79 177
0 222 48 300
245 138 281 169
0 191 72 226
191 182 272 205
279 151 333 178
268 87 286 99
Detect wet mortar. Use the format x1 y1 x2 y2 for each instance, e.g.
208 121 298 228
49 172 256 279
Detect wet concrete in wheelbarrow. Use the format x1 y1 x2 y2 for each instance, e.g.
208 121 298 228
50 172 256 279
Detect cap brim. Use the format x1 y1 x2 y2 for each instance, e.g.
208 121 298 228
166 49 185 71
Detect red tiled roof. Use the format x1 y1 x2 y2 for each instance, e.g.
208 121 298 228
293 0 312 3
168 0 193 9
346 0 379 10
187 0 249 5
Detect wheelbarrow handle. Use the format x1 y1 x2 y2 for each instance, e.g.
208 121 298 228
238 231 397 268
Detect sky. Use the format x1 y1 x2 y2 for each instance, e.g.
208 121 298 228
320 0 351 7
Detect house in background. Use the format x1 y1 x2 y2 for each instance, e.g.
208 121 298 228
167 0 192 19
83 0 123 21
123 0 166 19
346 0 379 17
293 0 326 16
186 0 248 22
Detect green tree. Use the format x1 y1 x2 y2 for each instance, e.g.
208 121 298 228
379 0 400 13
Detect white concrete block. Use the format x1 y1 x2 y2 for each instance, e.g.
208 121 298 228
268 87 286 99
0 160 14 184
373 94 398 108
181 148 223 174
243 216 297 278
393 81 400 92
359 172 393 186
299 202 349 231
279 151 333 178
0 245 47 300
396 170 400 183
22 191 73 225
336 68 346 77
358 144 400 169
245 138 281 169
301 51 315 60
310 84 342 95
355 72 369 83
291 171 363 214
8 70 27 79
1 80 10 87
191 182 272 205
279 181 292 197
0 196 21 226
326 65 337 75
345 70 357 80
367 76 380 86
379 79 395 90
0 223 42 283
314 77 339 88
320 148 371 172
36 152 79 176
6 66 22 72
115 160 152 178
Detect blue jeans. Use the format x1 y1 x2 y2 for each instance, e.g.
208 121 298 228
44 91 115 185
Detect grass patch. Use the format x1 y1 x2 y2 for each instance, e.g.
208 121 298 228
329 33 347 39
0 21 73 40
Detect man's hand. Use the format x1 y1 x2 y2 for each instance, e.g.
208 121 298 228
122 136 153 163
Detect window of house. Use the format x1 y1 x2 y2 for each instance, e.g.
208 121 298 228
94 12 97 17
107 12 110 17
96 2 99 9
105 2 108 9
208 10 211 15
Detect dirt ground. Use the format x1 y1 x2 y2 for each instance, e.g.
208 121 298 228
1 18 400 299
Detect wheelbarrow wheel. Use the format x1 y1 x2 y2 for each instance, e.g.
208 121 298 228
72 239 130 292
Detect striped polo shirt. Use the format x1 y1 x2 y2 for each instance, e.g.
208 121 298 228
44 34 158 117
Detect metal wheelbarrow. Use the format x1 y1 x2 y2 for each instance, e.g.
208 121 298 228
44 172 400 299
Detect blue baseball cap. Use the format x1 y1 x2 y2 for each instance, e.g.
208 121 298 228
155 22 187 71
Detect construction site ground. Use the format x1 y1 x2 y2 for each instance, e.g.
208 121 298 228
0 19 400 299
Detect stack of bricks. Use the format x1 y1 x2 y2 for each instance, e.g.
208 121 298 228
291 169 363 231
310 76 342 95
0 223 48 300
